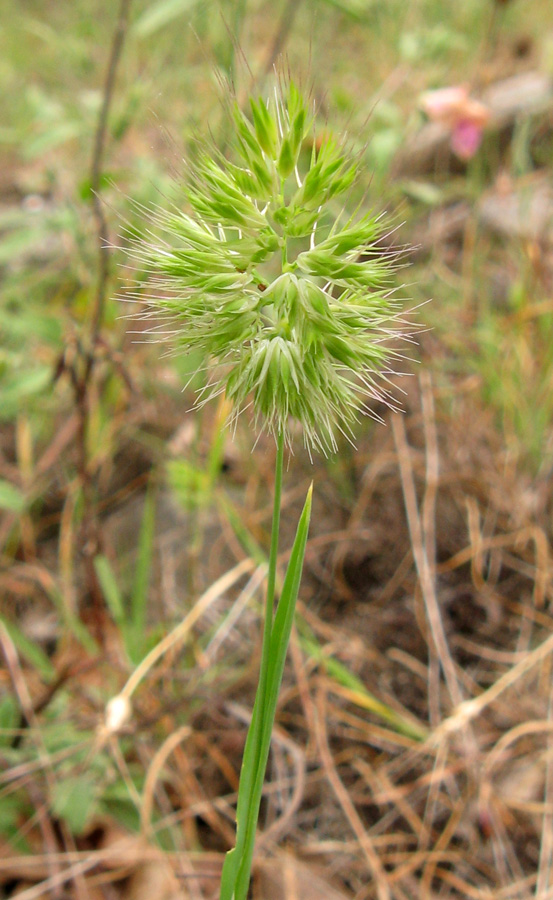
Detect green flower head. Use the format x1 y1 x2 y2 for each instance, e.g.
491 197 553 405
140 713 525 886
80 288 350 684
124 77 415 454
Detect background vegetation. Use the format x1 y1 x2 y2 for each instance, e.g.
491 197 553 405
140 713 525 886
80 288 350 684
1 1 553 898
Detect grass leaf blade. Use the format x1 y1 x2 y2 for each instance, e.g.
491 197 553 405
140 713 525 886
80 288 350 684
230 484 312 900
129 484 156 659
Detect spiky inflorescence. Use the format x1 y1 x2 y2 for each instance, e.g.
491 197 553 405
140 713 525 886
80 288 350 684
124 79 414 454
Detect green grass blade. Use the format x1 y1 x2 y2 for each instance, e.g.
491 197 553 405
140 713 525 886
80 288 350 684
265 484 313 717
94 555 125 626
219 695 262 898
0 480 26 513
216 492 266 567
129 485 156 655
44 584 97 656
133 0 201 38
221 435 286 898
298 625 428 742
0 617 55 681
223 484 312 900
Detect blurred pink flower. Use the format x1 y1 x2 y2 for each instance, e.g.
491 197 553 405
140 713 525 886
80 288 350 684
420 85 490 160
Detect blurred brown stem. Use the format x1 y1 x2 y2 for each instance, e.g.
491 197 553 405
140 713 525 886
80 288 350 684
75 0 133 634
262 0 302 76
89 0 133 347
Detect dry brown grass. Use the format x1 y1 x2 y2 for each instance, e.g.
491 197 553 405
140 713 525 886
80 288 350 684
2 366 553 899
2 1 553 895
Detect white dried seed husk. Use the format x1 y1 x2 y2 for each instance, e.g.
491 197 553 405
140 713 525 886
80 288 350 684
104 694 132 734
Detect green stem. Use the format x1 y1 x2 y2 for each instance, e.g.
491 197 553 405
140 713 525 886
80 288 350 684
218 433 285 900
250 431 284 806
264 431 285 642
220 457 312 900
250 431 284 766
248 430 284 779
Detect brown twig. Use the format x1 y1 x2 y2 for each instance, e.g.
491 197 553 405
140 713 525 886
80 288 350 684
537 683 553 896
261 0 303 77
314 681 393 900
0 623 63 898
67 0 133 633
391 411 463 713
89 0 133 345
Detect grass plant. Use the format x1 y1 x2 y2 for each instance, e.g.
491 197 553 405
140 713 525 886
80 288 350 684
2 2 553 898
123 76 413 899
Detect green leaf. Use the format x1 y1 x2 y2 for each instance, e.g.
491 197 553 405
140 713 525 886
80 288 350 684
94 555 124 625
0 694 20 747
128 486 156 661
298 626 428 741
0 366 52 422
0 228 43 264
167 459 210 510
0 792 27 840
217 493 266 566
133 0 202 37
0 481 26 513
0 619 55 681
0 309 62 345
317 0 375 19
78 171 117 201
99 794 140 833
400 180 443 206
25 121 83 158
265 485 313 705
51 775 98 834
